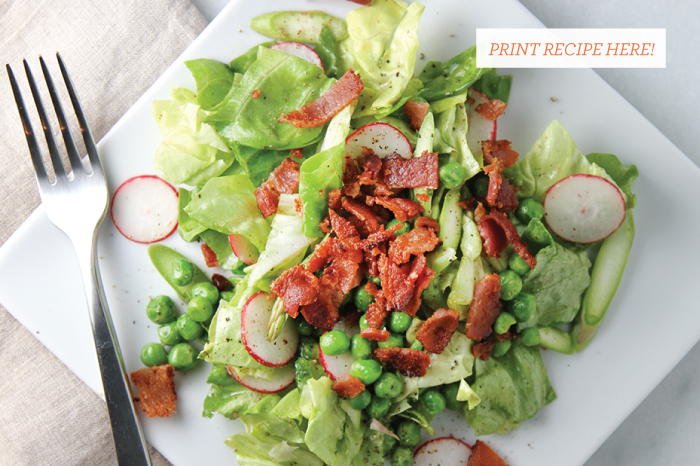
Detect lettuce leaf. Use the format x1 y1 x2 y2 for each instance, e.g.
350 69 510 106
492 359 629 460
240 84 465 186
434 102 482 180
418 47 487 102
586 152 639 209
299 144 345 237
471 70 512 103
232 144 297 187
176 187 207 242
185 58 236 110
198 229 241 270
202 380 269 420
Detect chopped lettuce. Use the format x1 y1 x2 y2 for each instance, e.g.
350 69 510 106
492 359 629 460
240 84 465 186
202 380 269 420
471 70 513 103
176 187 207 242
434 102 482 179
457 379 481 410
185 58 236 110
232 144 297 187
418 46 487 101
299 143 345 237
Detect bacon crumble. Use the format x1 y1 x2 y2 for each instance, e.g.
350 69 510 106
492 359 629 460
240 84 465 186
130 364 177 418
467 440 510 466
201 243 219 268
475 100 507 121
404 100 431 131
416 308 460 353
465 274 502 341
374 347 431 377
255 158 301 218
331 374 366 398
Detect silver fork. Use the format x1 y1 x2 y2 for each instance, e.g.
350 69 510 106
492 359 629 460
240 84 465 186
7 54 152 466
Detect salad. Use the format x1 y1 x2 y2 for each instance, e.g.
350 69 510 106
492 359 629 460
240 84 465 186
122 1 639 465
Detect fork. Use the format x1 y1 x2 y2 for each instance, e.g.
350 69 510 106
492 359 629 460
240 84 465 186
7 54 152 466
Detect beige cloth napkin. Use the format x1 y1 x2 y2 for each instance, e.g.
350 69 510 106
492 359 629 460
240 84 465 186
0 1 207 464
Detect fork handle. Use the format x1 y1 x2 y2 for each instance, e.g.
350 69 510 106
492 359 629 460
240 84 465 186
74 234 152 466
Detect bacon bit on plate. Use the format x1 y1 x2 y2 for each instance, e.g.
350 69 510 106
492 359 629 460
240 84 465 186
358 153 383 186
379 254 415 312
465 274 502 341
251 89 261 99
271 265 320 318
416 308 460 353
415 192 430 203
403 260 434 316
472 339 495 361
415 216 440 231
211 273 233 292
302 287 341 330
482 140 519 168
388 226 440 265
477 213 509 257
290 148 305 159
372 196 424 222
130 364 177 418
280 69 364 128
294 196 304 218
404 100 431 131
329 209 359 239
327 188 343 210
475 99 507 121
484 163 519 211
255 158 300 218
374 347 431 377
361 223 401 251
488 210 537 269
361 327 390 342
382 152 439 189
201 243 219 267
366 301 390 329
342 197 381 234
467 440 510 466
331 374 366 398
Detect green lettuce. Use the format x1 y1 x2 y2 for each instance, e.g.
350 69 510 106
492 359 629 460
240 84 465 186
418 47 487 102
586 152 639 209
176 187 207 242
229 41 275 74
232 144 297 187
250 10 348 43
185 58 236 110
434 102 482 179
299 144 345 237
471 70 512 103
198 229 241 270
202 380 269 420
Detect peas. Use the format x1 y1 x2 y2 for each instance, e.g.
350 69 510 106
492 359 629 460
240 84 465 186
351 359 383 384
390 446 414 466
378 332 404 349
420 390 446 416
349 389 372 410
146 295 176 325
389 312 412 333
158 321 183 346
220 290 236 302
351 334 372 359
368 275 382 286
374 373 403 399
410 340 424 351
366 395 391 418
387 219 411 236
443 382 466 411
296 318 314 336
176 313 204 341
439 162 468 189
498 270 522 301
516 198 544 223
520 327 542 346
382 433 398 455
470 173 489 199
320 330 351 356
494 312 517 334
396 421 421 447
187 296 214 322
192 282 219 306
140 343 168 367
510 292 537 323
168 342 199 371
491 339 512 357
354 287 374 312
508 253 531 276
172 258 194 286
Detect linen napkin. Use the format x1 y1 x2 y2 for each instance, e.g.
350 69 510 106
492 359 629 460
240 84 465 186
0 0 206 464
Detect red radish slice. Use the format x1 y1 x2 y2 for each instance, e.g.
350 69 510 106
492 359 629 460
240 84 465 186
345 122 413 160
543 174 626 244
110 175 178 244
318 318 359 381
228 234 260 265
241 292 300 367
466 88 497 156
414 437 472 466
270 42 324 71
226 363 296 394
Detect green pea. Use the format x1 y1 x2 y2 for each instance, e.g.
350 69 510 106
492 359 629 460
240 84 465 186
172 258 194 286
439 162 468 189
516 198 544 223
176 313 204 341
207 364 235 385
351 359 383 384
387 218 411 236
354 287 375 312
320 330 351 356
470 173 489 199
520 327 542 346
494 312 516 334
374 372 403 399
369 275 382 286
158 321 183 346
140 343 168 367
349 389 372 409
389 312 412 333
187 296 214 322
396 421 421 447
351 334 372 359
168 342 199 371
443 382 466 411
390 446 414 466
410 340 424 351
192 282 219 306
378 332 404 349
508 253 531 276
359 315 370 330
498 270 523 301
420 390 446 416
296 318 314 336
382 433 398 455
510 292 537 323
146 295 176 325
491 339 512 357
220 290 236 302
366 395 391 418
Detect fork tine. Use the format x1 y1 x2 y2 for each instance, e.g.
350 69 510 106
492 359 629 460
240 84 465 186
24 58 67 180
40 56 84 175
6 64 51 191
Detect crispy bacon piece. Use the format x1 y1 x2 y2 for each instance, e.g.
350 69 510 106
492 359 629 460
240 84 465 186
372 196 424 222
130 364 177 418
361 327 390 342
294 196 303 217
415 216 440 231
201 244 219 268
495 328 517 342
388 227 440 265
484 163 519 211
255 158 301 217
477 214 508 257
472 339 495 361
374 347 431 377
251 89 261 99
307 236 363 273
379 255 415 312
342 198 381 234
482 140 519 168
302 287 340 330
322 258 361 297
363 281 390 329
271 265 320 318
381 152 439 189
467 440 510 466
290 148 305 159
475 100 507 121
342 157 362 198
327 188 343 210
329 209 358 239
488 210 537 269
403 261 434 317
415 193 430 203
404 100 431 131
416 308 460 354
280 69 364 128
332 374 366 398
358 153 383 186
255 184 279 219
361 223 401 251
465 274 502 341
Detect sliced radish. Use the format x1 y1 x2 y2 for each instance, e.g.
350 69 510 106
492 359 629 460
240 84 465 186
110 175 178 244
345 122 413 160
241 291 299 367
414 437 472 466
319 318 359 381
228 233 260 265
466 88 497 156
270 42 324 71
226 363 296 394
543 174 626 244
